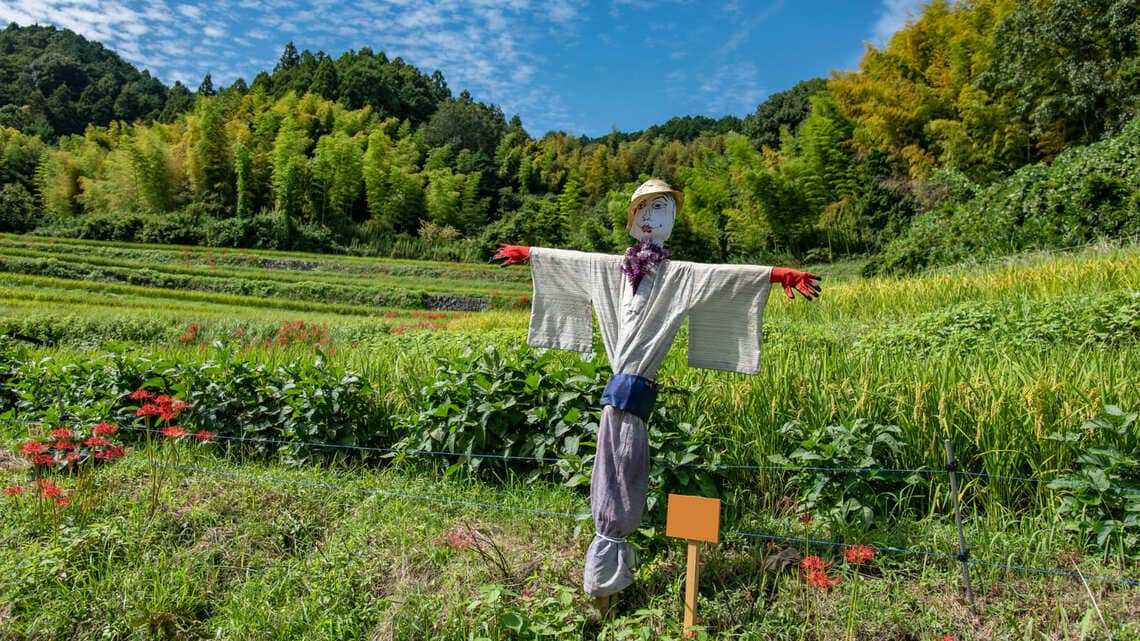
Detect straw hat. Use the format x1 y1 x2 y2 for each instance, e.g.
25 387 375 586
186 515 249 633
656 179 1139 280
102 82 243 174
627 179 684 231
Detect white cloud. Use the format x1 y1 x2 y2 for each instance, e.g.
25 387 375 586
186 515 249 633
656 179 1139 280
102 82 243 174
0 0 607 134
871 0 923 46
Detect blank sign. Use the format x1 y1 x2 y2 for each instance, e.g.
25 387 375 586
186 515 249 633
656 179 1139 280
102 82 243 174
665 494 721 543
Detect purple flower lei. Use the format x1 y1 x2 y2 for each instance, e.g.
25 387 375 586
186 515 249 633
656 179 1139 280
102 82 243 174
621 240 672 293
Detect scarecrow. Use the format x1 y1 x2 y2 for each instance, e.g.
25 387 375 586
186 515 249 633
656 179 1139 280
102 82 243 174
493 178 821 601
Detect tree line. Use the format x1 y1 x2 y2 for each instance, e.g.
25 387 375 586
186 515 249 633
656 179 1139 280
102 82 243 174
0 0 1136 270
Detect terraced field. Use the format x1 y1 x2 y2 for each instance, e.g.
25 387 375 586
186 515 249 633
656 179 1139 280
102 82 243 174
0 233 532 346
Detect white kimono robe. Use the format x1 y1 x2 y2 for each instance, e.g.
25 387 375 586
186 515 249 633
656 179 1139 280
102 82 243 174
527 248 773 597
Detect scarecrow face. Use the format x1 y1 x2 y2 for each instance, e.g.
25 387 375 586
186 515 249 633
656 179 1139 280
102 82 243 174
629 195 676 245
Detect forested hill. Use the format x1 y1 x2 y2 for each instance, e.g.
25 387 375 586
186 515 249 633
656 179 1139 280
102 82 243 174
0 0 1136 273
0 24 169 139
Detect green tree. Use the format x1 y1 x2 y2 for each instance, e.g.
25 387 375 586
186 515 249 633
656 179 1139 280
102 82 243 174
980 0 1139 158
742 78 828 149
310 131 364 227
271 115 309 223
187 96 233 210
128 127 174 212
233 141 253 218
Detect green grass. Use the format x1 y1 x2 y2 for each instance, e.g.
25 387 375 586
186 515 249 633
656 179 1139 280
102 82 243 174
1 443 1136 640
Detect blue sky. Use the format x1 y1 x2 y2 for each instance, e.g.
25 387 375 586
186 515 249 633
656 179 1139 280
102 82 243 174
1 0 923 137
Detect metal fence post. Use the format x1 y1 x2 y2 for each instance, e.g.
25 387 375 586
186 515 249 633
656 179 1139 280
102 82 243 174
944 439 977 612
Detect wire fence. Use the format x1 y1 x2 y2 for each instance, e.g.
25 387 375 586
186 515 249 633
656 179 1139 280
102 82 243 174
4 417 1139 590
10 420 1135 496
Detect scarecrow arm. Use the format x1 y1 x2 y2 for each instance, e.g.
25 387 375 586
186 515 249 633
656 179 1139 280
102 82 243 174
492 244 531 267
770 267 822 301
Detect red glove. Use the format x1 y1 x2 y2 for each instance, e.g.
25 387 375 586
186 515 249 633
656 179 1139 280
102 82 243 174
492 244 530 267
770 267 822 301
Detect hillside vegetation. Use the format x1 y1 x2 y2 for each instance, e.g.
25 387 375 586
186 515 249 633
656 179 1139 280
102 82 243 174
0 0 1136 271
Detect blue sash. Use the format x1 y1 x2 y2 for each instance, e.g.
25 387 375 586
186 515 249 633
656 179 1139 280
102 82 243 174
601 374 658 421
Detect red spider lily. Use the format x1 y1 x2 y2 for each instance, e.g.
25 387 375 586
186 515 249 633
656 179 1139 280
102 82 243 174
3 485 22 496
942 636 954 641
34 479 63 498
194 430 217 442
136 403 162 417
64 452 81 463
171 400 190 412
154 394 172 405
129 389 153 401
160 426 188 438
798 513 813 524
95 446 126 460
437 527 475 549
50 428 76 439
20 440 46 455
92 423 118 436
806 568 842 590
845 544 875 565
189 323 199 333
159 408 177 421
84 436 110 448
55 497 70 507
51 440 75 451
32 453 53 466
801 556 832 572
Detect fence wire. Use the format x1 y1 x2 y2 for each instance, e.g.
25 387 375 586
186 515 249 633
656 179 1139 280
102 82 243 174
5 418 1140 588
7 419 1135 495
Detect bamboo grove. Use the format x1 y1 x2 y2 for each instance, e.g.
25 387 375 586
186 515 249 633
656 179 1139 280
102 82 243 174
0 0 1136 270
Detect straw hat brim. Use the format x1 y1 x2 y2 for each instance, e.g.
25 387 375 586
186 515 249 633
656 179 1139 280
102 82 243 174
627 189 685 231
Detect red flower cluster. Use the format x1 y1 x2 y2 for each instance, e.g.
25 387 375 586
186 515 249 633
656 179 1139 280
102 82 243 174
194 430 217 442
133 390 191 421
273 320 330 348
845 544 875 565
437 526 475 549
178 322 200 345
160 426 189 439
20 440 45 456
94 446 126 460
3 485 22 496
389 321 446 335
801 555 841 590
19 422 126 469
31 479 70 506
802 556 832 572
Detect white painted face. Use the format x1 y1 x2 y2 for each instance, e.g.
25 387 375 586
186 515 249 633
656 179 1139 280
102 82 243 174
629 195 676 245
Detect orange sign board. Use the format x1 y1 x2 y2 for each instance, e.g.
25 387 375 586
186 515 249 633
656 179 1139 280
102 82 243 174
665 494 721 543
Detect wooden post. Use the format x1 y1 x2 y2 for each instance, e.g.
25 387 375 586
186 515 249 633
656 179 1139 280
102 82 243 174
684 540 701 635
666 494 720 638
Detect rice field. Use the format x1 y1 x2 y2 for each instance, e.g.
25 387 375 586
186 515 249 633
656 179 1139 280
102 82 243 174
1 234 1138 639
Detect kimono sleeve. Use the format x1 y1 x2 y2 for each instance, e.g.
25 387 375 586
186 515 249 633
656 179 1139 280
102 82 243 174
684 263 773 374
527 248 620 354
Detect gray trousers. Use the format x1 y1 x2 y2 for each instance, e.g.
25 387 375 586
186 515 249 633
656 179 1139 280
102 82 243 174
583 405 649 597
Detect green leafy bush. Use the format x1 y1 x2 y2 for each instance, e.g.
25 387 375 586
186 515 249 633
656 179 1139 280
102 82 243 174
396 344 727 519
1046 405 1140 557
870 118 1140 275
768 419 921 529
4 348 387 461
